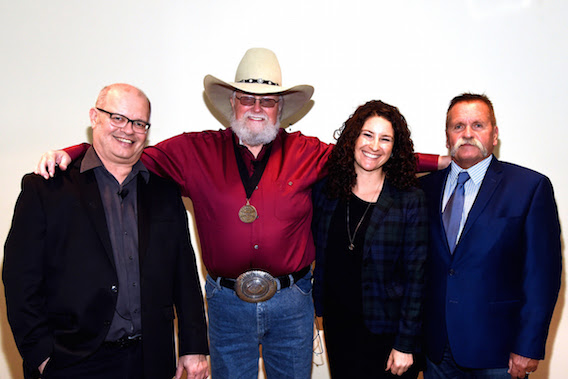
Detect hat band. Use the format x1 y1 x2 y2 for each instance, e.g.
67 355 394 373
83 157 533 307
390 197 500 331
238 78 280 86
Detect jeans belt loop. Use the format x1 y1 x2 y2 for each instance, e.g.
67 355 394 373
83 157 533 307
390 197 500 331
288 273 295 287
215 276 222 289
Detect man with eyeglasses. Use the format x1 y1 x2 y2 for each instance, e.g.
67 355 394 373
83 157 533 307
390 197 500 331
34 49 444 378
4 83 209 379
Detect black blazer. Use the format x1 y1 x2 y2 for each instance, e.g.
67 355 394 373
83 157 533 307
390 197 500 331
3 157 208 378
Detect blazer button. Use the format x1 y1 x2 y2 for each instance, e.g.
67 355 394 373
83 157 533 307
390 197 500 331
111 285 118 293
448 269 456 276
104 320 111 326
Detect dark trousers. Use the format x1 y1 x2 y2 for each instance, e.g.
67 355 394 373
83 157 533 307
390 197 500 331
42 341 143 379
424 343 514 379
323 312 421 379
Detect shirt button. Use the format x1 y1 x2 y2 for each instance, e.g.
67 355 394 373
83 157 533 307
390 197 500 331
254 244 259 250
288 181 293 186
132 282 137 287
129 256 134 260
449 269 456 276
111 285 118 293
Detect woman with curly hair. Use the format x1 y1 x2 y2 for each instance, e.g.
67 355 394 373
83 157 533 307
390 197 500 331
312 100 428 378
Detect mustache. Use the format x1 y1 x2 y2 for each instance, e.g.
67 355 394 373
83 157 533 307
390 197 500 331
229 110 280 147
450 137 488 157
243 110 267 120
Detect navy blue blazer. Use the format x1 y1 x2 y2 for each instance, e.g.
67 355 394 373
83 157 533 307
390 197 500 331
420 157 561 368
312 179 428 353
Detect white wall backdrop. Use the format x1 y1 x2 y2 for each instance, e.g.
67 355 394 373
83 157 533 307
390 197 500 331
1 0 566 378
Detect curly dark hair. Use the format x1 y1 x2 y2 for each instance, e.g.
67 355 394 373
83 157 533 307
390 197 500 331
324 100 418 199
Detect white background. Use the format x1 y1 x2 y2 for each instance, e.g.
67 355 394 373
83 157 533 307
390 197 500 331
0 0 566 378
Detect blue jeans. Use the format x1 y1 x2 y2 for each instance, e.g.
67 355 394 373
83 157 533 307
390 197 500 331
205 271 314 379
424 344 515 379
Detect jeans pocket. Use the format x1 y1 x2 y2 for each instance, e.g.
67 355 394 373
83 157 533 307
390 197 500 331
205 276 219 300
292 275 313 296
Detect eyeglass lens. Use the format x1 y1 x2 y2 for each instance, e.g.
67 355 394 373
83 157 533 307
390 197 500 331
237 96 278 108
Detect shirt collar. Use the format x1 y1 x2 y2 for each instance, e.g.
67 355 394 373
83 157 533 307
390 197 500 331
448 154 493 186
232 129 282 161
80 146 150 183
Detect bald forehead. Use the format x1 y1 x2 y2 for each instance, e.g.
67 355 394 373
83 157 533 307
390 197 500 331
96 84 150 112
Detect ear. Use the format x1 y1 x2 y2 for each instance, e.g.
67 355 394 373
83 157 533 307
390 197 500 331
492 125 499 146
89 108 98 128
445 131 450 149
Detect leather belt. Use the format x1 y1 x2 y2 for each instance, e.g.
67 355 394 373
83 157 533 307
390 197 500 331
212 266 310 303
103 334 142 349
213 266 310 291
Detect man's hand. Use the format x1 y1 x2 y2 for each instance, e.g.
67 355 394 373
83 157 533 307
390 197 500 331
38 357 50 374
34 150 71 179
438 155 451 170
386 348 413 376
508 353 539 378
174 354 209 379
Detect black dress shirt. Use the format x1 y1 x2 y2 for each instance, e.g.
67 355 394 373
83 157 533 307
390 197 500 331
80 147 149 340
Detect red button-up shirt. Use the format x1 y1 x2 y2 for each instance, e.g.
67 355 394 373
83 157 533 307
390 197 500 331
143 128 332 278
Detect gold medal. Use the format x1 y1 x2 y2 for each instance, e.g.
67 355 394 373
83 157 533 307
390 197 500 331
238 200 258 223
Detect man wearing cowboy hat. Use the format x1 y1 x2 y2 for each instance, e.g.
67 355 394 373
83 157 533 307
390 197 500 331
35 48 441 378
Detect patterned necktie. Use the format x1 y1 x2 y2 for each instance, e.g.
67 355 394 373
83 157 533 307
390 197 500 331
443 171 470 253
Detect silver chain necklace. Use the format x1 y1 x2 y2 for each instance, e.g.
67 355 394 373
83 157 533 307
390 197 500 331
346 181 383 251
346 198 374 251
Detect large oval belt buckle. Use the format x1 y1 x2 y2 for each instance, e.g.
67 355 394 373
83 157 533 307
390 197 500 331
235 270 277 303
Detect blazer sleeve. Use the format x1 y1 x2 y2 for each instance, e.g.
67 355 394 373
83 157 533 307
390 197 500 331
394 189 428 353
171 190 209 356
3 174 54 372
514 175 562 359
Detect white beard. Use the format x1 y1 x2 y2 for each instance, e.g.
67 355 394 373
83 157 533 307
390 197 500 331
230 111 280 147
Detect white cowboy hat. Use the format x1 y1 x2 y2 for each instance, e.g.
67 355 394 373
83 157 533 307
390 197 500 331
204 48 314 123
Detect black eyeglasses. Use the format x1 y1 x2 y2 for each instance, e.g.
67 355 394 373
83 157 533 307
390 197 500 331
96 108 151 134
235 95 280 108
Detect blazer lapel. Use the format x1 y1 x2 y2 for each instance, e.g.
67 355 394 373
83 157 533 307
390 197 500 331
430 169 453 260
77 168 115 269
458 159 503 243
363 182 394 257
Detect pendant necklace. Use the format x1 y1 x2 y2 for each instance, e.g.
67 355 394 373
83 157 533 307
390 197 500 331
238 199 258 223
346 181 383 251
233 134 273 223
346 199 373 251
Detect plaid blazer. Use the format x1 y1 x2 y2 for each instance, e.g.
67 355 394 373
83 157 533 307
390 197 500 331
312 178 428 353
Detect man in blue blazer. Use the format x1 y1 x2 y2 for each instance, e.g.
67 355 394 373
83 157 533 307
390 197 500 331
420 93 561 379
